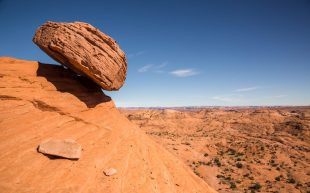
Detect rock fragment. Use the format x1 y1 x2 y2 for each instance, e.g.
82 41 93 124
103 168 117 176
33 21 127 91
38 139 81 160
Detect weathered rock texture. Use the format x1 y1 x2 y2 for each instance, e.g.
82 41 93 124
0 57 216 193
33 21 127 91
38 139 81 159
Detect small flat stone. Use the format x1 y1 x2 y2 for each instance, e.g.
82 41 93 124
103 168 117 176
38 139 81 160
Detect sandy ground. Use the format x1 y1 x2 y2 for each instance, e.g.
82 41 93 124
121 107 310 193
0 57 216 193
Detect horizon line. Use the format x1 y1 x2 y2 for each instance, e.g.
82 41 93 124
118 105 310 108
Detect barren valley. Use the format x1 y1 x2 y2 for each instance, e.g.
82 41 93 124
121 107 310 193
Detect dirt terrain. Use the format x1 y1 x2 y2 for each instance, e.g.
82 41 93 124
0 57 216 193
121 107 310 193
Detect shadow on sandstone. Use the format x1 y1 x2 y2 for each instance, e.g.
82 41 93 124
37 62 111 108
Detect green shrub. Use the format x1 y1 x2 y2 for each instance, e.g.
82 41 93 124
216 174 223 178
287 178 296 184
236 162 243 168
214 158 221 167
249 182 261 190
230 182 236 189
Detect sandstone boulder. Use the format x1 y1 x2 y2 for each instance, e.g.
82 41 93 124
33 21 127 91
38 139 82 160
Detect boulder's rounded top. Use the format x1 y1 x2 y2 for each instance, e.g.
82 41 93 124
33 21 127 91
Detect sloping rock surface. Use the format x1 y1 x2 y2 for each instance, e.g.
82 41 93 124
33 21 127 91
0 57 216 193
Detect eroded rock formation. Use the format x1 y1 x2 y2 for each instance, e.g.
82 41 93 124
0 57 216 193
33 21 127 91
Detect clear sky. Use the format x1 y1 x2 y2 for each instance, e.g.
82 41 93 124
1 0 310 107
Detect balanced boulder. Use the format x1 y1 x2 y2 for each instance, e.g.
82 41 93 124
33 21 127 91
38 139 82 160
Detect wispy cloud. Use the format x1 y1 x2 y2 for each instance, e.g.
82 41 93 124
138 64 153 72
153 62 167 73
138 62 168 73
155 62 167 69
170 69 199 77
234 86 260 92
128 51 145 58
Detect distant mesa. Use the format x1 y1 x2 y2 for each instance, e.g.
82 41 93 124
33 21 127 91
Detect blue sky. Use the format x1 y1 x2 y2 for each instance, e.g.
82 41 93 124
1 0 310 107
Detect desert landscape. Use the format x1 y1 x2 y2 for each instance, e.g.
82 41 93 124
0 20 216 193
1 1 309 193
121 107 310 193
